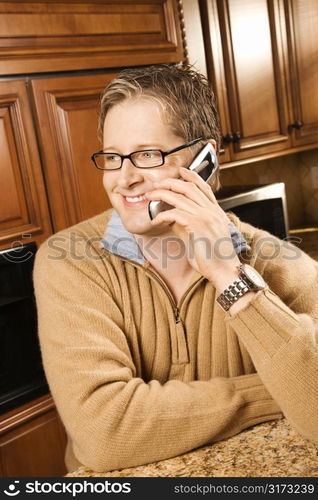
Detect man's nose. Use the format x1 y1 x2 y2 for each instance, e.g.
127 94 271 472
116 157 143 187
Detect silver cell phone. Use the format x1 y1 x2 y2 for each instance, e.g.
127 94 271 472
148 142 218 220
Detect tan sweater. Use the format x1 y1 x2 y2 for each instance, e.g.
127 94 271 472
33 209 318 473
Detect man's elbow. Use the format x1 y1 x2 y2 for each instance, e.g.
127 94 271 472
72 432 140 473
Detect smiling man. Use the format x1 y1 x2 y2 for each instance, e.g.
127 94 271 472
34 64 318 473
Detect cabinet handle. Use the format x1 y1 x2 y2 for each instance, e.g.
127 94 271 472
290 120 303 130
232 131 241 142
222 133 234 144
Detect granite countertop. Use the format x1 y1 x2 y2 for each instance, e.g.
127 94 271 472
65 418 318 477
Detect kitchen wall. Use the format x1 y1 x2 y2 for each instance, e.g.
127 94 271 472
220 148 318 230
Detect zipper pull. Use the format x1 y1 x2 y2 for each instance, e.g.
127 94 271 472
174 315 189 364
174 307 180 323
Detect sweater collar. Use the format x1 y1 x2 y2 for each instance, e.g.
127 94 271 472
101 210 250 265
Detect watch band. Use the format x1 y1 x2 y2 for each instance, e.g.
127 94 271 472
216 275 251 311
216 263 267 311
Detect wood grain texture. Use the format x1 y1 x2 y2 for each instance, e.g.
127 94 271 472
199 0 232 163
216 0 292 160
192 0 318 164
0 0 183 74
31 73 114 232
284 0 318 146
0 80 52 249
0 394 67 477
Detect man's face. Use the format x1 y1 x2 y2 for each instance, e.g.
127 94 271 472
102 97 191 236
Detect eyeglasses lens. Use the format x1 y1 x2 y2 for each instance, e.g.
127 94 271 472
132 151 163 168
95 154 121 170
95 150 164 170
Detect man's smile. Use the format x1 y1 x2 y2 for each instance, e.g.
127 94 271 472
121 194 149 206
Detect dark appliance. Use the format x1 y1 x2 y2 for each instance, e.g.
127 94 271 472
0 242 48 415
216 182 289 240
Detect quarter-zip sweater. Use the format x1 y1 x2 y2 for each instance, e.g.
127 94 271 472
33 209 318 473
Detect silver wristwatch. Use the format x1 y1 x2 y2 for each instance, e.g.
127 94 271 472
216 264 266 311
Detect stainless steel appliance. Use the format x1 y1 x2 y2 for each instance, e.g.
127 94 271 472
216 182 289 240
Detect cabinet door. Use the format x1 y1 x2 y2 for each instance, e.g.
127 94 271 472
0 395 67 477
215 0 292 160
31 74 114 232
0 0 183 75
199 0 232 163
285 0 318 146
0 80 52 250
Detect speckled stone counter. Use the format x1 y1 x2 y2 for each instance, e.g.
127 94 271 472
65 419 318 477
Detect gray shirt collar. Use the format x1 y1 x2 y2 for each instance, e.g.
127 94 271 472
101 210 250 265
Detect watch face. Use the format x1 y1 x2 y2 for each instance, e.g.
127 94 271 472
241 264 266 289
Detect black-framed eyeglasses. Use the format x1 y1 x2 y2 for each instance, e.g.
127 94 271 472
91 137 205 171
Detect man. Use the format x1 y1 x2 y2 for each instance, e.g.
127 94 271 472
34 64 318 473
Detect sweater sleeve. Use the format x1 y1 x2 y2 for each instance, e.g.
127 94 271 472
226 237 318 445
33 238 282 473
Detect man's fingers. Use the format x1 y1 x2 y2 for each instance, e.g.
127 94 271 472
179 167 216 202
150 208 189 227
146 189 199 214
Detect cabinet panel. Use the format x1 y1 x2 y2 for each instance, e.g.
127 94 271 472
216 0 292 159
1 410 66 477
0 0 183 74
285 0 318 146
31 74 114 232
0 107 26 228
199 0 232 163
0 80 52 250
0 395 67 477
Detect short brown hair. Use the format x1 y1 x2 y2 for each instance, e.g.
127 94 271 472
99 64 221 190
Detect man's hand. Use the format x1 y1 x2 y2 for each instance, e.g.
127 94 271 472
145 167 242 292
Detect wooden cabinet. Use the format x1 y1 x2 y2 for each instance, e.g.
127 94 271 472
198 0 318 163
216 0 291 160
0 73 113 244
31 73 114 232
284 0 318 146
0 80 52 250
0 0 183 75
202 0 292 162
0 395 67 477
